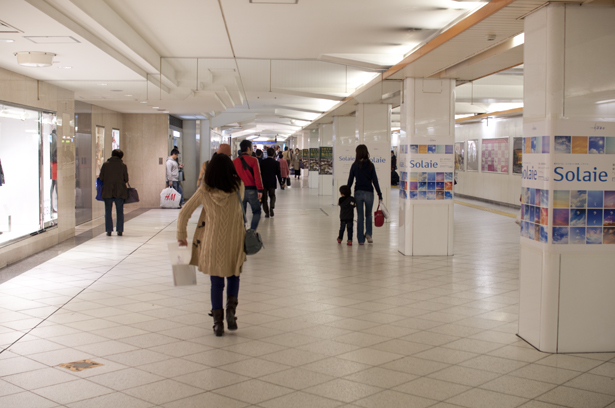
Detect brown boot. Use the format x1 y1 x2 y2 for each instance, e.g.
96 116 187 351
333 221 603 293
211 309 224 336
226 296 238 331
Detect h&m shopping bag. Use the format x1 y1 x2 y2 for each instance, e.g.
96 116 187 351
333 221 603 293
167 243 196 286
160 187 181 208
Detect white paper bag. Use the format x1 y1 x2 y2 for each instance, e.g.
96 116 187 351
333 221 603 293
380 202 390 219
161 187 181 208
167 243 196 286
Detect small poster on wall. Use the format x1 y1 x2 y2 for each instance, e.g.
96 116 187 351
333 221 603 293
319 147 333 175
513 137 523 174
309 148 319 172
481 137 509 174
455 142 465 172
467 139 479 171
112 129 120 150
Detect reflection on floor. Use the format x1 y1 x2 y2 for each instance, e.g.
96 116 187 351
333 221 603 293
0 182 614 408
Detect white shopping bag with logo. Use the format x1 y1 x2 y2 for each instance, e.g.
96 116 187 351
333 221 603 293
160 187 181 208
167 243 196 286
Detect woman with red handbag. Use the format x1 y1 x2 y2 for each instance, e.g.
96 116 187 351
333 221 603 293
347 145 383 245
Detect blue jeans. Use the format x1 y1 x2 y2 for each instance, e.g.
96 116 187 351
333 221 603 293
169 181 183 204
355 190 374 244
104 197 124 233
210 276 240 310
243 189 261 230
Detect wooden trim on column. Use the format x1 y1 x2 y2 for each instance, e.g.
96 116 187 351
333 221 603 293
383 0 518 80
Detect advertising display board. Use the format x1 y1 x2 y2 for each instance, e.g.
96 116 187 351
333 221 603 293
400 143 455 201
304 148 309 167
319 146 333 175
467 139 479 171
481 137 509 173
455 142 465 172
112 129 120 150
309 148 319 172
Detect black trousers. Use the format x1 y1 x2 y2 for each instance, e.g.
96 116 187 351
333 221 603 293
338 220 353 241
261 187 276 215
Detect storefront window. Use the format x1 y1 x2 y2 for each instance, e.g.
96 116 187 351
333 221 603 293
95 126 105 177
0 103 57 247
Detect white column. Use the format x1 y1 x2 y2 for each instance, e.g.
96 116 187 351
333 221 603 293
318 124 333 196
308 129 319 190
519 3 615 353
199 119 211 164
399 78 455 256
332 116 357 206
356 103 392 214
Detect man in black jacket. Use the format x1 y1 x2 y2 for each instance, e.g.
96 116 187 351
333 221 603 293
260 148 284 217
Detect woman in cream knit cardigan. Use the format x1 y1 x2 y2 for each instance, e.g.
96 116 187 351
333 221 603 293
177 154 246 337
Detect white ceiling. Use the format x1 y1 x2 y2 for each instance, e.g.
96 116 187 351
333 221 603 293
1 0 530 138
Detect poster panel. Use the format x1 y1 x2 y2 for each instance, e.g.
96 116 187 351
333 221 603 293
481 137 509 174
319 147 333 175
95 126 105 177
112 129 120 150
513 137 523 174
302 149 309 171
405 143 455 201
309 148 319 172
455 142 465 172
467 139 479 171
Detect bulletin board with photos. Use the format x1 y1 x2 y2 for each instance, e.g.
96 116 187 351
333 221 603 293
513 137 523 174
481 137 509 174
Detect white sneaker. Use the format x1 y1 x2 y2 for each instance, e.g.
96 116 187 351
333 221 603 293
366 235 373 243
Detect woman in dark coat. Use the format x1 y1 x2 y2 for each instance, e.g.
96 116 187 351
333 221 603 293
99 149 129 236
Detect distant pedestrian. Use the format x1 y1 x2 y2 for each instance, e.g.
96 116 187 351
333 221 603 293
347 144 382 245
292 148 301 179
279 154 290 189
337 185 356 246
177 154 245 337
99 149 129 236
233 140 264 230
260 148 284 218
166 148 184 206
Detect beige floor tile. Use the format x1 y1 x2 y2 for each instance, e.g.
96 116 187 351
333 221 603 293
459 355 528 374
87 367 164 391
368 339 433 356
0 391 59 408
413 347 478 364
381 356 450 376
123 379 203 405
219 358 290 378
148 340 212 358
564 373 615 396
174 368 251 390
344 367 417 389
509 363 582 385
187 349 249 367
161 392 248 408
32 380 114 405
3 367 77 390
446 388 528 408
298 340 361 356
334 332 390 348
260 368 335 390
353 389 437 408
260 348 328 366
337 348 403 366
65 392 154 408
480 375 557 398
537 386 615 408
536 355 605 372
0 379 24 397
393 377 470 400
302 357 372 377
213 379 293 404
259 391 343 408
428 365 500 387
443 338 504 354
488 345 549 363
304 378 382 403
517 401 567 408
400 331 460 347
136 358 209 378
589 362 615 378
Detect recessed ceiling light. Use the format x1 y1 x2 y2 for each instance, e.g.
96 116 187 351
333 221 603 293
58 66 72 69
98 83 107 86
0 39 14 43
140 101 147 103
111 89 123 92
152 107 159 109
125 94 132 97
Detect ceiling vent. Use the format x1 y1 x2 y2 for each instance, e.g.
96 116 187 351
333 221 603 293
0 20 23 33
25 36 80 44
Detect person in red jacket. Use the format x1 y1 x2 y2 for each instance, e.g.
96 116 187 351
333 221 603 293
233 140 264 230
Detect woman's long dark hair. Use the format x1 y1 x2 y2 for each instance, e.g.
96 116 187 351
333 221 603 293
204 154 241 193
355 144 372 169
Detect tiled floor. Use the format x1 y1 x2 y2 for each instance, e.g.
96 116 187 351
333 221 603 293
0 181 614 408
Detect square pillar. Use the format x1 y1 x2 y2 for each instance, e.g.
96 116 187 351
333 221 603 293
399 78 455 256
308 129 319 190
519 3 615 353
318 124 333 196
332 116 357 206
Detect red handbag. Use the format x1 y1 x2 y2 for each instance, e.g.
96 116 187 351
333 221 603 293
374 203 384 227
